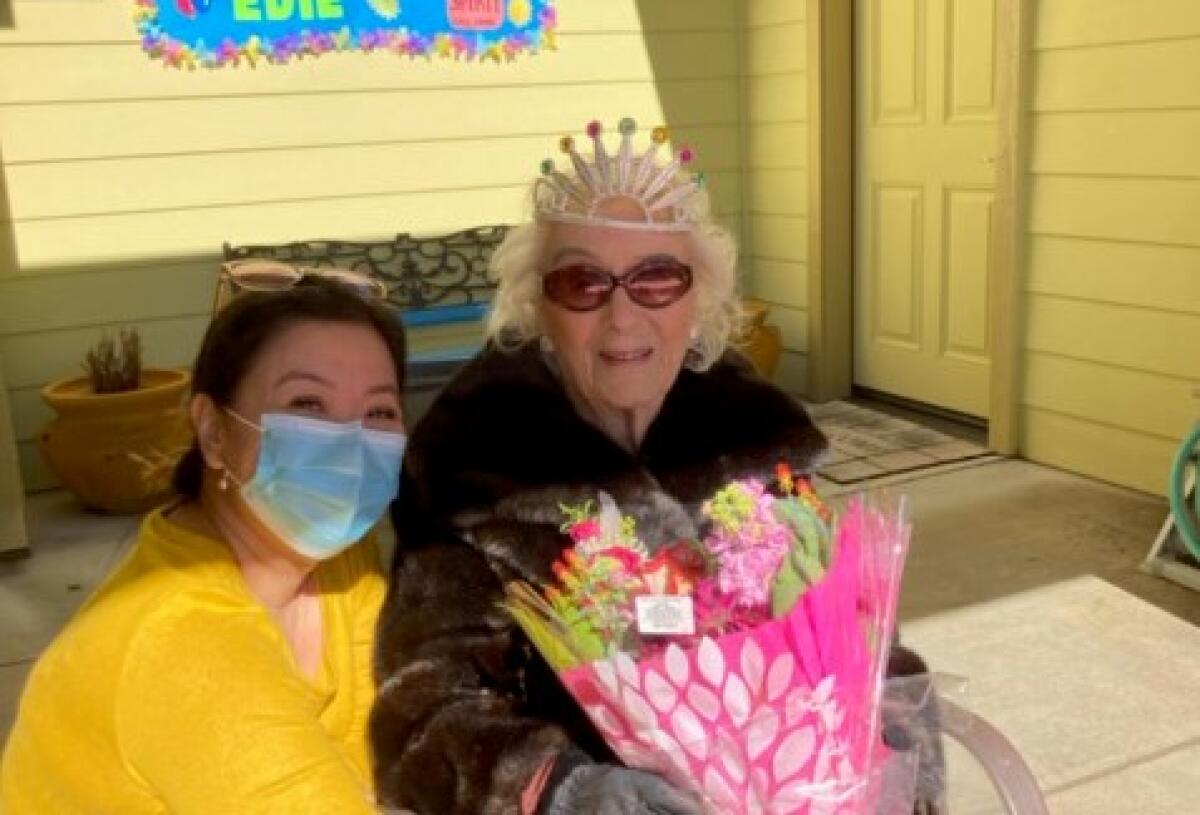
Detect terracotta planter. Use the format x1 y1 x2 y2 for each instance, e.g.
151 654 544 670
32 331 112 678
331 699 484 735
735 299 783 378
39 368 193 515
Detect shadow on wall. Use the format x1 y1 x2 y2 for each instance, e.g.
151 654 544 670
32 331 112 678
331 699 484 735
632 0 742 230
0 246 220 493
0 145 17 278
0 242 477 493
0 144 31 551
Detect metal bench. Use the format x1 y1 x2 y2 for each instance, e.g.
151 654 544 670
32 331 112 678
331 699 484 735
223 226 509 402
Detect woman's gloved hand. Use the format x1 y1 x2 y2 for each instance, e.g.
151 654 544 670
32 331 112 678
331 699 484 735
541 762 703 815
883 646 946 815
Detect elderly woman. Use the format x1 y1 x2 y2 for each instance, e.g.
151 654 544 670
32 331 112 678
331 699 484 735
2 278 406 813
371 120 940 815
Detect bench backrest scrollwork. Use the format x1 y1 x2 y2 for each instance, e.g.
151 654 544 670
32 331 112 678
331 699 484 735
222 225 511 325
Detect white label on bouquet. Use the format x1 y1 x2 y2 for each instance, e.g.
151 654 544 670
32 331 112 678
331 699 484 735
635 595 695 636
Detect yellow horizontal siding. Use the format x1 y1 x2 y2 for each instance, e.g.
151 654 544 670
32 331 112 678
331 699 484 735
750 263 808 362
1028 175 1200 248
1026 236 1200 316
6 126 742 220
0 0 745 490
743 4 808 396
3 172 742 270
1022 15 1200 495
1023 352 1193 444
748 169 808 217
747 72 807 123
1034 0 1200 50
1030 110 1200 178
1 315 211 391
0 35 739 104
751 258 808 310
746 0 805 30
1 80 740 164
1020 407 1178 497
1024 295 1197 382
0 261 217 331
746 122 807 168
1033 38 1200 111
746 22 806 76
6 185 529 268
749 214 808 263
615 2 738 32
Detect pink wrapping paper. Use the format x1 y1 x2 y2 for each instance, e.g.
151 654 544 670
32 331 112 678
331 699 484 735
558 498 909 814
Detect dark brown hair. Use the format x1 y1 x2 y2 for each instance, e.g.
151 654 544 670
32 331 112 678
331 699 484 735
172 278 407 498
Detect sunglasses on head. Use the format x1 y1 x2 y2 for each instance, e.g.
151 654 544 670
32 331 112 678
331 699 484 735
542 257 693 312
215 259 389 312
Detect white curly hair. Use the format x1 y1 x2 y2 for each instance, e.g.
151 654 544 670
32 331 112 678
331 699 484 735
485 184 742 371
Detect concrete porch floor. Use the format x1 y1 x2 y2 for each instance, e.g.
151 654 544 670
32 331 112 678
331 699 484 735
2 457 1199 811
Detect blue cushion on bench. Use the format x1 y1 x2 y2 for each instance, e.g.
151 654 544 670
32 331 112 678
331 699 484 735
406 346 480 388
409 345 480 364
398 302 489 328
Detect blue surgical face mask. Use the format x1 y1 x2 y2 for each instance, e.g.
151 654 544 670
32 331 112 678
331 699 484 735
225 410 406 561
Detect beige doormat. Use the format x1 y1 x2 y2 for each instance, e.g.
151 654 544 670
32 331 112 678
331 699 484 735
804 400 999 492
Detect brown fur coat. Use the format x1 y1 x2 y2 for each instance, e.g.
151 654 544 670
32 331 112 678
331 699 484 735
370 344 937 813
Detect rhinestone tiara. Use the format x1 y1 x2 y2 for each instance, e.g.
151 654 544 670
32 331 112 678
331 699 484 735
533 117 706 232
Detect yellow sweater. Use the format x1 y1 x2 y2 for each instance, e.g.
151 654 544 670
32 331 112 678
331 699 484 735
1 507 385 813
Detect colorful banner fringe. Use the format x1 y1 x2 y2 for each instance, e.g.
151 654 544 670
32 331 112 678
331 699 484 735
134 0 556 69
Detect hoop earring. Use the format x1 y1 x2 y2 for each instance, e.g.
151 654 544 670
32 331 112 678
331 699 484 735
218 469 230 492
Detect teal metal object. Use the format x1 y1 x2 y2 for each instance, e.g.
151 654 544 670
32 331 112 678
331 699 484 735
1169 422 1200 562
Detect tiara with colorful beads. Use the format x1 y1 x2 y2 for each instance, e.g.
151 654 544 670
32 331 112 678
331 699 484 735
534 118 706 232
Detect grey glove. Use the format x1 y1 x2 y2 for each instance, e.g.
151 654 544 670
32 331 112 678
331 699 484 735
544 764 703 815
880 670 946 815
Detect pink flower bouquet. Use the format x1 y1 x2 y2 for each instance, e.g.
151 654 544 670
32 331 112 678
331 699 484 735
504 469 913 814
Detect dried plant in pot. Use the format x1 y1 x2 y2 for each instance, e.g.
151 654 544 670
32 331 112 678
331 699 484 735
38 329 192 514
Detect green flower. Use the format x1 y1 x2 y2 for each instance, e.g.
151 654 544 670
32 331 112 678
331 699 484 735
706 482 756 532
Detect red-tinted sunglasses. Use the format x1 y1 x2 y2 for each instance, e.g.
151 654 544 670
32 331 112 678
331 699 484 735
542 258 693 312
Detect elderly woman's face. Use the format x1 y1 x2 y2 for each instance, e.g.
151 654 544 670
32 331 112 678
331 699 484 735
539 220 697 419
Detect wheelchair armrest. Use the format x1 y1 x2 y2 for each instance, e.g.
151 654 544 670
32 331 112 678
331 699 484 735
939 696 1049 815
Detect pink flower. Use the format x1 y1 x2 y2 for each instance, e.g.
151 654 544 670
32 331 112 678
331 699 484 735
592 546 643 575
568 518 601 543
703 479 792 610
691 578 769 636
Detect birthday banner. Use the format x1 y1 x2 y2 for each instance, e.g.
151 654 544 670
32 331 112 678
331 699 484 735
135 0 556 68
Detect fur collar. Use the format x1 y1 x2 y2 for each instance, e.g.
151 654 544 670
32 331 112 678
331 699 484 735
398 343 828 562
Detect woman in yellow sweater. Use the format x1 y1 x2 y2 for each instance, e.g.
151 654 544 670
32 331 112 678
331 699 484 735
1 275 407 813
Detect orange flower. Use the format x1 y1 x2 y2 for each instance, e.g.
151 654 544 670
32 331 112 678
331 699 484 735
775 461 795 495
